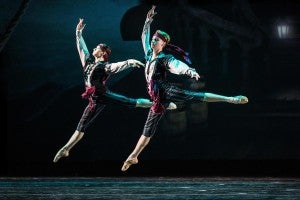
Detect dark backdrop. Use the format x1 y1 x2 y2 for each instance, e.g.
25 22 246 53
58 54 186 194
0 0 299 177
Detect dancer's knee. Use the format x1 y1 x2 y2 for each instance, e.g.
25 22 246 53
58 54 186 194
142 131 154 138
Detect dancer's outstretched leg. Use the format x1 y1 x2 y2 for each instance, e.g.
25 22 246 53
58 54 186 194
202 93 248 104
53 130 84 163
121 135 151 171
136 98 177 110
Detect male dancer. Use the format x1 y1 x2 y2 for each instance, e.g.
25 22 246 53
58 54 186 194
121 6 248 171
53 18 176 163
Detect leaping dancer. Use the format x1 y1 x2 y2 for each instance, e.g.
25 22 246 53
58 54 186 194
53 18 177 163
121 6 248 171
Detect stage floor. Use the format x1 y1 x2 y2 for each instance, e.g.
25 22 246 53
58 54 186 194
1 177 299 199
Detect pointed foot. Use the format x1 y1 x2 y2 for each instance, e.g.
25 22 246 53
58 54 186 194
166 102 177 110
121 157 138 172
136 99 152 108
230 95 248 104
53 147 69 163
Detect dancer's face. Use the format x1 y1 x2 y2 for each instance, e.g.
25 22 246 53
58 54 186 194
151 36 166 52
92 45 106 58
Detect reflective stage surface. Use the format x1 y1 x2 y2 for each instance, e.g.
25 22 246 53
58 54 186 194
1 177 299 200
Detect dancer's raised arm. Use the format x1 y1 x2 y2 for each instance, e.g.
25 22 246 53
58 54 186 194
141 5 156 55
76 18 90 67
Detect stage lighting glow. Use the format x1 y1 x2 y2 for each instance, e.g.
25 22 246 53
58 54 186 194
277 24 290 38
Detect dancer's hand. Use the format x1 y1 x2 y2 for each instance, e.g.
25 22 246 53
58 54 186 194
188 69 200 81
146 5 157 23
127 59 145 68
76 18 86 31
192 72 200 81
